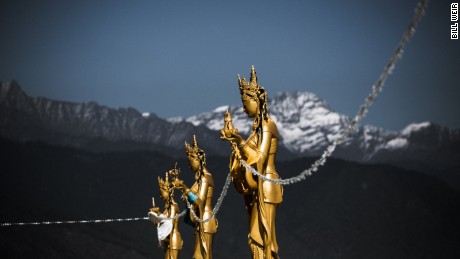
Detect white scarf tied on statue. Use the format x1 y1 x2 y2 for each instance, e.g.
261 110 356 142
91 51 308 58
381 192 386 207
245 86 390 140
148 211 173 247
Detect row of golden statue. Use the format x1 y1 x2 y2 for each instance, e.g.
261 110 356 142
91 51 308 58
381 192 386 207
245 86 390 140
148 66 283 259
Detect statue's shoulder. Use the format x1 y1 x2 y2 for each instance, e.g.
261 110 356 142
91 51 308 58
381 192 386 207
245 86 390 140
191 182 199 193
202 171 214 186
262 117 279 137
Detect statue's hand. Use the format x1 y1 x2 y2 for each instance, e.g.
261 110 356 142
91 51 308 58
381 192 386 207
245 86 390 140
150 207 160 214
224 110 234 128
220 128 237 141
220 128 243 146
173 178 186 192
221 109 239 141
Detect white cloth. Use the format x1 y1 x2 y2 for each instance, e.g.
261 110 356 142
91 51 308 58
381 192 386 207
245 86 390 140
148 211 173 247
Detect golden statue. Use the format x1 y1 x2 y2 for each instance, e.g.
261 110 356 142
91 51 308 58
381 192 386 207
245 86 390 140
174 135 218 259
148 166 183 259
221 65 283 259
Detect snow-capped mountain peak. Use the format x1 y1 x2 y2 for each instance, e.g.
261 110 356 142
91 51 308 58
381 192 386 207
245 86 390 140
176 91 351 154
172 91 459 164
2 81 458 172
401 121 431 136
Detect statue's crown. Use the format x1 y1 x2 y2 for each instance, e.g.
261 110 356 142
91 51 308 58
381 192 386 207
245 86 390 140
185 135 203 157
238 65 261 97
167 163 180 180
158 172 170 191
158 163 180 194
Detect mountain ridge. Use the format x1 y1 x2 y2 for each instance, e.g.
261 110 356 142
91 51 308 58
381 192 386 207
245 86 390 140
1 80 459 182
0 80 229 156
173 90 460 172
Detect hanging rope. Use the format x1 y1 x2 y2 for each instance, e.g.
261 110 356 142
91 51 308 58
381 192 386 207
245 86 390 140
240 0 427 186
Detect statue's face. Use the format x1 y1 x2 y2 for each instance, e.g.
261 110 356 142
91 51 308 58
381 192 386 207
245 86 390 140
242 96 258 118
188 155 201 173
159 187 168 201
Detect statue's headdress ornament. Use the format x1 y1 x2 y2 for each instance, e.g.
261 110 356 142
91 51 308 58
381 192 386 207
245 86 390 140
158 163 180 196
185 135 206 165
185 135 203 157
238 65 264 98
158 172 170 191
237 65 269 129
167 162 180 180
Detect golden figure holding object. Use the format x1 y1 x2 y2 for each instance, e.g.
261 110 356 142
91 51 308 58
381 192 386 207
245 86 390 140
221 65 283 259
174 135 218 259
148 164 183 259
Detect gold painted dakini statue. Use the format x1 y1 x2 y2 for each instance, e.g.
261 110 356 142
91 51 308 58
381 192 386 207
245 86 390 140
174 135 218 259
221 65 283 259
148 166 183 259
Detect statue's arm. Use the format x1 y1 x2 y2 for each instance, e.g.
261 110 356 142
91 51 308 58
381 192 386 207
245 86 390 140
255 130 271 171
170 204 177 218
187 182 205 210
196 176 211 210
240 130 271 189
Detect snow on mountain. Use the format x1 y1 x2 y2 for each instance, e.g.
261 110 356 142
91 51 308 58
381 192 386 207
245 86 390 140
384 137 409 150
0 80 228 155
401 121 431 136
2 80 459 171
173 92 351 155
172 91 458 163
268 92 351 154
173 105 251 133
173 92 349 154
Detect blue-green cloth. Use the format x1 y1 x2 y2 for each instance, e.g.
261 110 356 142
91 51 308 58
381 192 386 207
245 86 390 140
184 192 198 227
187 191 198 203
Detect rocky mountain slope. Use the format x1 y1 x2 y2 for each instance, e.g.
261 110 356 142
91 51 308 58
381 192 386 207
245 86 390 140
1 80 459 179
0 80 228 156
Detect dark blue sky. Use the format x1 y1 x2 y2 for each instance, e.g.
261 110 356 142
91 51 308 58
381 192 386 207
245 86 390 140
1 0 458 131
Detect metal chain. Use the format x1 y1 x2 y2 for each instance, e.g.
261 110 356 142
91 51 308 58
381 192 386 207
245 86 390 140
185 172 233 223
173 209 188 220
0 174 232 227
0 217 149 227
240 0 427 186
